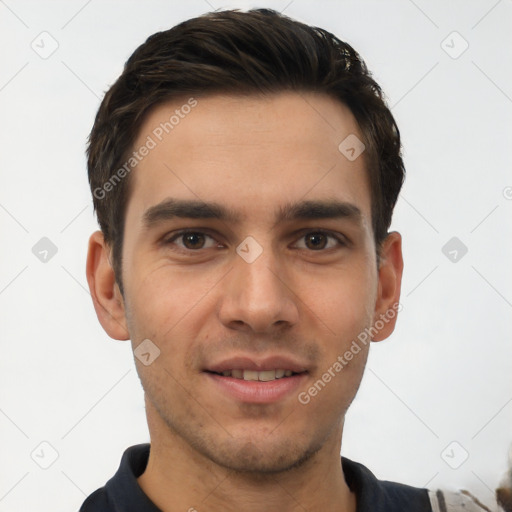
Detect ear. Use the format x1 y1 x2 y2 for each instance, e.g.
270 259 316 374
372 231 404 342
86 230 130 340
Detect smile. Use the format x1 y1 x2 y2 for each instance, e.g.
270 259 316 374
210 369 301 381
205 371 308 404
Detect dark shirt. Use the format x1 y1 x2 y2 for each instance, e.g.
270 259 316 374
79 443 433 511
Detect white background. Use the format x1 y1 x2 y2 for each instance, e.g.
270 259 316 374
1 1 511 510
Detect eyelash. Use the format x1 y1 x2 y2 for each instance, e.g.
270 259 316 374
163 229 348 252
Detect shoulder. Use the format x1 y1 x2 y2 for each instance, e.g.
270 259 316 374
342 457 504 512
77 444 151 512
342 457 432 511
78 487 110 511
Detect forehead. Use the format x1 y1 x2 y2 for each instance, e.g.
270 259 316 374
126 92 371 227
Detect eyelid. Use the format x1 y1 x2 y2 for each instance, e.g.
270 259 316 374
291 228 349 249
162 229 222 249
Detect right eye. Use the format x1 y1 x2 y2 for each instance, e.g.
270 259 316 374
163 230 222 252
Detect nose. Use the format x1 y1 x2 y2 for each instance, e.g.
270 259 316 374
217 245 300 334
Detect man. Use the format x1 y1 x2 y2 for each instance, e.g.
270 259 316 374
80 8 492 512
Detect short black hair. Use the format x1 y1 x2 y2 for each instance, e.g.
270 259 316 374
87 8 405 293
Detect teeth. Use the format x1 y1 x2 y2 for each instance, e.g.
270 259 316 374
216 369 297 381
243 370 259 381
258 370 276 382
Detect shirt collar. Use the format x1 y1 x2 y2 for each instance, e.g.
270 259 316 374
104 443 430 512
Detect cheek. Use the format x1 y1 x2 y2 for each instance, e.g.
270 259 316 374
297 344 369 423
295 259 377 338
125 260 220 335
124 262 226 382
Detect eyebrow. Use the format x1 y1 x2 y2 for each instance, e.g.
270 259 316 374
142 199 240 228
142 198 363 229
276 200 362 224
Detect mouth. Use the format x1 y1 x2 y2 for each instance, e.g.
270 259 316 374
205 368 305 381
203 355 310 403
205 370 308 404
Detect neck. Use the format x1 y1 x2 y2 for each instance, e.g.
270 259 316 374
137 405 356 512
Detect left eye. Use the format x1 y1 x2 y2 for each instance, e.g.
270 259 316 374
167 231 218 250
294 231 343 251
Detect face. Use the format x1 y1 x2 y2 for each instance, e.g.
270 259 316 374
90 92 402 474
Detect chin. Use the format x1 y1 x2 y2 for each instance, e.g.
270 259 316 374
206 438 321 475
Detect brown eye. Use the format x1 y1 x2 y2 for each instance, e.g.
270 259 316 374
304 232 328 250
181 232 206 249
294 230 346 251
165 231 218 251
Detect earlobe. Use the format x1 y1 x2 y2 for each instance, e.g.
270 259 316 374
372 231 404 342
86 231 130 340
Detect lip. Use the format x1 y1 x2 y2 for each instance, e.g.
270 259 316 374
205 355 309 374
205 371 308 403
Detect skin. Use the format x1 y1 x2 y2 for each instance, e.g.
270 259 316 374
86 92 403 512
